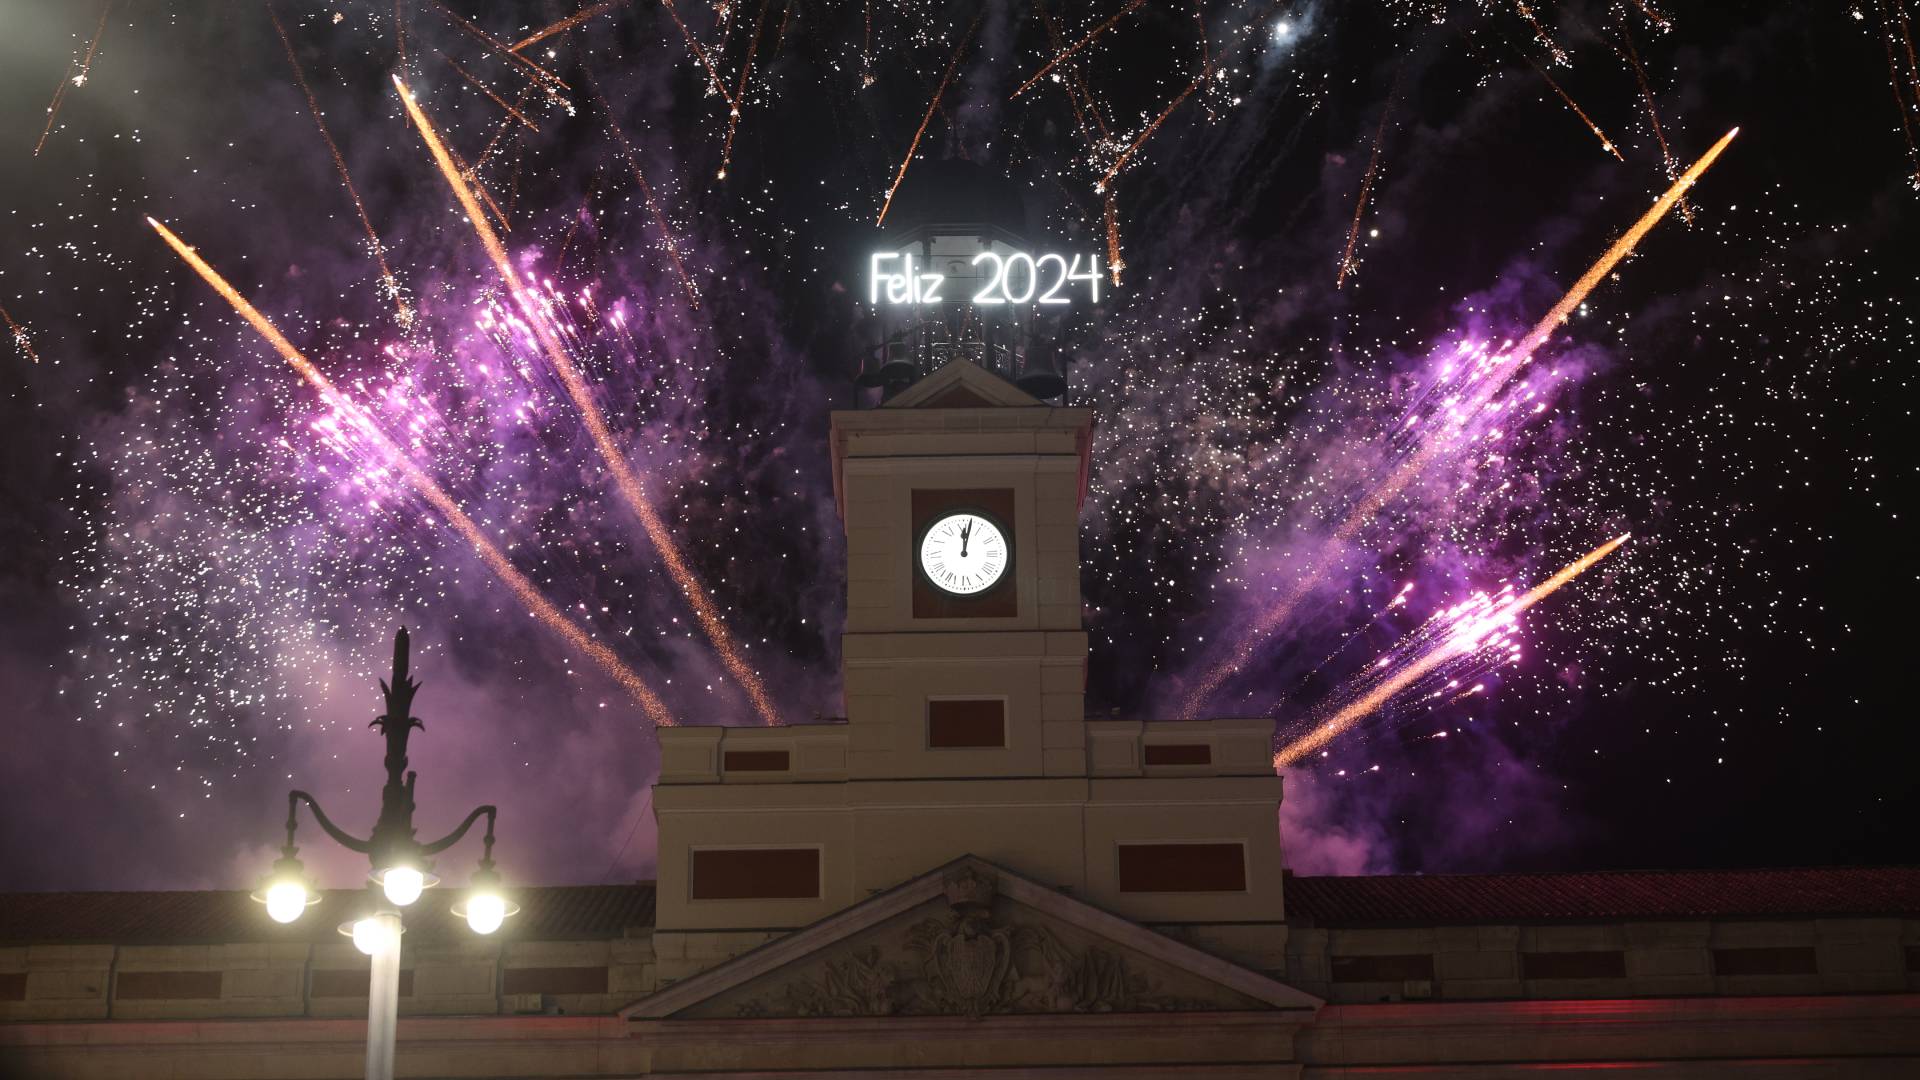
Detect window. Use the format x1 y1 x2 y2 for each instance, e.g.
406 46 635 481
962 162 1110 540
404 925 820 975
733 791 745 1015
690 847 821 900
1116 842 1247 892
928 698 1006 748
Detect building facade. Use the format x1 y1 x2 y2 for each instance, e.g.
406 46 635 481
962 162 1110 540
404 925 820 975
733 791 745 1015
4 362 1917 1077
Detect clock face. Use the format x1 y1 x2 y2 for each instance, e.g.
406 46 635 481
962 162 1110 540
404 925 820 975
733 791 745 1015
917 512 1010 596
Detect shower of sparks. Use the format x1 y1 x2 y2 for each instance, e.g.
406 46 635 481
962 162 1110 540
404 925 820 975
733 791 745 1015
1 304 41 364
1179 129 1737 720
1009 0 1147 101
1514 1 1570 67
266 5 411 326
583 63 701 309
876 14 980 226
659 0 739 110
509 0 627 53
1275 534 1630 768
33 0 112 157
1093 22 1211 196
1616 17 1692 224
438 49 543 131
394 77 781 727
1876 0 1920 189
145 217 673 727
429 0 569 92
1336 71 1399 289
716 0 771 182
1522 51 1625 162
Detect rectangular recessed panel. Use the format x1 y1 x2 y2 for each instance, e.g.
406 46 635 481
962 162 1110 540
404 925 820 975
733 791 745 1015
1143 743 1211 765
1116 842 1246 893
690 847 821 900
0 972 26 1002
1331 954 1436 983
115 970 223 1000
723 749 790 772
502 966 608 996
311 968 416 998
928 699 1006 748
1522 951 1627 980
1713 946 1818 976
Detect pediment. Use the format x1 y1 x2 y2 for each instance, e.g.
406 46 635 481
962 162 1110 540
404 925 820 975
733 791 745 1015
623 857 1320 1020
883 358 1045 409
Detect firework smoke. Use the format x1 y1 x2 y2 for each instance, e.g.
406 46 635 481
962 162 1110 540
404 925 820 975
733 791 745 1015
146 217 673 726
1275 534 1630 767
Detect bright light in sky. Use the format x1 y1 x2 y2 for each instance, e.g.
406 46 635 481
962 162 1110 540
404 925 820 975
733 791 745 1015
1273 20 1294 40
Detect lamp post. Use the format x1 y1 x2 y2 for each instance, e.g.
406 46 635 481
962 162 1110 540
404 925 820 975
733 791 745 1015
251 628 518 1080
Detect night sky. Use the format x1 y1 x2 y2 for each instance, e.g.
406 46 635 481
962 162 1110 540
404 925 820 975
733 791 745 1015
1 1 1913 894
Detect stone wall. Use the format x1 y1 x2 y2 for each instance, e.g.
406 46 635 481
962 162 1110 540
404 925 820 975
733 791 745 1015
0 933 658 1023
1284 916 1920 1003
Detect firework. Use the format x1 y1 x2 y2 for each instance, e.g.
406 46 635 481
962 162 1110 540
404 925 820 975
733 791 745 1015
1336 74 1399 289
583 63 701 308
33 0 112 157
659 0 738 110
717 0 771 181
428 0 569 91
1616 19 1692 224
509 0 628 54
267 5 411 325
1094 25 1211 197
1178 129 1736 720
1514 1 1569 66
438 50 542 131
394 77 782 727
1274 534 1630 767
145 217 672 726
875 15 981 226
1522 52 1625 162
1009 0 1146 101
1 304 40 364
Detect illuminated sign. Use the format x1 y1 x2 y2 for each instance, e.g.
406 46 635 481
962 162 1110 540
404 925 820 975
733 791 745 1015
870 251 1102 306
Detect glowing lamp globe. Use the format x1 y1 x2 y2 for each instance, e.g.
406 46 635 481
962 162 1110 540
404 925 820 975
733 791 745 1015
381 866 425 907
451 866 519 936
346 914 401 957
465 891 507 935
264 880 310 924
250 854 318 924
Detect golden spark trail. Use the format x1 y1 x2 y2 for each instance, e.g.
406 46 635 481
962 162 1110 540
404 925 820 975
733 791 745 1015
1629 0 1670 31
394 78 782 727
1 304 41 364
510 0 627 53
876 15 980 226
1010 0 1146 100
1103 191 1124 285
146 217 672 727
34 0 111 157
1273 535 1629 767
438 51 542 131
660 0 738 110
1522 52 1624 162
1876 0 1920 188
1616 19 1691 224
1507 126 1736 365
1336 72 1400 289
1095 59 1209 195
473 84 535 174
1515 1 1569 66
267 5 410 325
429 0 569 90
584 63 701 307
1178 131 1735 720
716 0 770 181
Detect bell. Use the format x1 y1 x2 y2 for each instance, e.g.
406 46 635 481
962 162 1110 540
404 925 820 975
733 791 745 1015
877 339 920 399
1015 350 1068 401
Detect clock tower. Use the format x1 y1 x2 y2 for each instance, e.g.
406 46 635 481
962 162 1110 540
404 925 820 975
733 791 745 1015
651 359 1291 984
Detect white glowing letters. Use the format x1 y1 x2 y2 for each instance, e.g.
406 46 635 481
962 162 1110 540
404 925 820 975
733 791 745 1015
870 250 1101 305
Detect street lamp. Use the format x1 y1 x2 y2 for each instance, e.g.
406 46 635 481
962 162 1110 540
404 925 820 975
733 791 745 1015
252 628 515 1080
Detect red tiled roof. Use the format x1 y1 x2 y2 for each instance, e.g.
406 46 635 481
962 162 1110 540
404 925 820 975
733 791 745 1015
1284 867 1920 925
0 883 656 945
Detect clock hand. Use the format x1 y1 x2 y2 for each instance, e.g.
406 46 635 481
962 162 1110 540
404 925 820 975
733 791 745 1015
960 519 971 558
